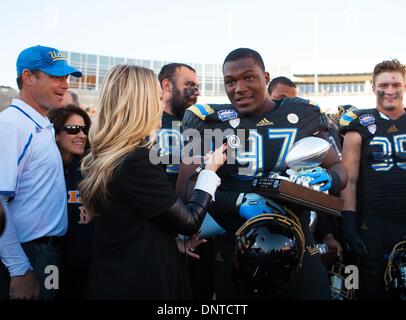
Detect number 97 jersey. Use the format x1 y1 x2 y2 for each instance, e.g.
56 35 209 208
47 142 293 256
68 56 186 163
340 108 406 219
183 97 324 190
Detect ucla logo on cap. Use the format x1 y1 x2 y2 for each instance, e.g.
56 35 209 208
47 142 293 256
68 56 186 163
48 51 67 62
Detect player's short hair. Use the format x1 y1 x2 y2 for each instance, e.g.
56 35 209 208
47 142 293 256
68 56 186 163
158 63 196 87
223 48 265 72
268 76 296 95
373 59 406 84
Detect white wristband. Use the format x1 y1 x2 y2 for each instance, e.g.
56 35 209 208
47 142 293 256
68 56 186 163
194 169 221 200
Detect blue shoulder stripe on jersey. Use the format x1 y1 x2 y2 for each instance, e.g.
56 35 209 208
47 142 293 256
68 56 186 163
342 113 354 123
195 104 210 116
18 133 33 166
9 105 43 129
339 111 358 126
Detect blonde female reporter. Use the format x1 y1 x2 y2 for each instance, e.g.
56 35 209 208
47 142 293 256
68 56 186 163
80 65 225 300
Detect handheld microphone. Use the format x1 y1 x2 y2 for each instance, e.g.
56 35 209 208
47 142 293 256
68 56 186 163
190 135 235 179
190 157 210 179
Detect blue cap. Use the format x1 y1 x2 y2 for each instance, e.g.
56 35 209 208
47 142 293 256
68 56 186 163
16 45 82 78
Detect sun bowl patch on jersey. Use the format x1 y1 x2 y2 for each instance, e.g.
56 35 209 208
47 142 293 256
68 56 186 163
217 109 238 122
359 114 375 127
285 137 330 170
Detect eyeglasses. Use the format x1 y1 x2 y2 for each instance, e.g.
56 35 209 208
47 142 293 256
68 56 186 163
60 125 89 135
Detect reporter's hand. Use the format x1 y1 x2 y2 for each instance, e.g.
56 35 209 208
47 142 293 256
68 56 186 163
237 193 283 220
176 233 207 259
342 210 368 256
9 270 40 300
204 144 227 173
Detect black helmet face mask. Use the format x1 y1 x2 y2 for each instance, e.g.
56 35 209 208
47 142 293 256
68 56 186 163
328 262 355 300
230 210 305 296
385 239 406 300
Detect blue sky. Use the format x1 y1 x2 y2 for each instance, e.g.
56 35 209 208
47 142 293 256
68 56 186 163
1 0 406 88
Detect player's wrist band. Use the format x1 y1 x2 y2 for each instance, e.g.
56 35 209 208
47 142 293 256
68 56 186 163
327 169 341 196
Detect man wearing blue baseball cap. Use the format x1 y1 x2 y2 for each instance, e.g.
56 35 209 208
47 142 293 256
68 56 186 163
0 45 82 299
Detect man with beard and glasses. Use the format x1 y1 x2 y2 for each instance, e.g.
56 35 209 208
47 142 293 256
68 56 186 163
340 59 406 299
157 63 217 299
158 63 200 186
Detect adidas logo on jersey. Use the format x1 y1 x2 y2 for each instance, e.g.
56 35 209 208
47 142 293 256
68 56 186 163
387 125 398 133
256 118 273 126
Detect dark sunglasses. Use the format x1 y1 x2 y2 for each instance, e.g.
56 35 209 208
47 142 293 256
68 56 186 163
60 125 89 135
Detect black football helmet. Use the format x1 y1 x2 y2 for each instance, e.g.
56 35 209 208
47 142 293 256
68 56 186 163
384 239 406 300
328 262 355 300
230 208 305 296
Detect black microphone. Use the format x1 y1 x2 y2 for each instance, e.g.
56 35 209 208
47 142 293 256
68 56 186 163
189 135 234 179
190 157 211 179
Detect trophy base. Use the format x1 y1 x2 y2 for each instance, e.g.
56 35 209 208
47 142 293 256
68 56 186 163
252 177 343 217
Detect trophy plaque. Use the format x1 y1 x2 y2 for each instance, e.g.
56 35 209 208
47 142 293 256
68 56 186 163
252 177 343 217
252 137 344 217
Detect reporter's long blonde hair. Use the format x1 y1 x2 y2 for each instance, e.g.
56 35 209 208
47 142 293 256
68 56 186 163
80 64 162 215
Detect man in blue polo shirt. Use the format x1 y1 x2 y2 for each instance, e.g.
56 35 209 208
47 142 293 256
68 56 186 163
0 45 82 300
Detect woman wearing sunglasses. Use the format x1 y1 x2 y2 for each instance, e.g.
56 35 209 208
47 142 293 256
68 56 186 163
79 65 225 300
48 105 93 299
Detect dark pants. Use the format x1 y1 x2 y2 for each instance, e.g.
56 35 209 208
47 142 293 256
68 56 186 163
0 238 61 300
213 212 331 300
359 215 406 300
188 238 216 299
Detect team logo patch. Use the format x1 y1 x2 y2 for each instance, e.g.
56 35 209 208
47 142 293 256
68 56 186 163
359 114 375 126
287 113 299 124
229 118 240 128
368 124 377 134
217 109 238 122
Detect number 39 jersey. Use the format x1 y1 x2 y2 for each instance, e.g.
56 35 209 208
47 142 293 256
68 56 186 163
183 97 324 192
340 108 406 219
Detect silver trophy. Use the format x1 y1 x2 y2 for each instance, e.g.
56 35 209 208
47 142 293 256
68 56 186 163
253 136 343 216
284 136 331 190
